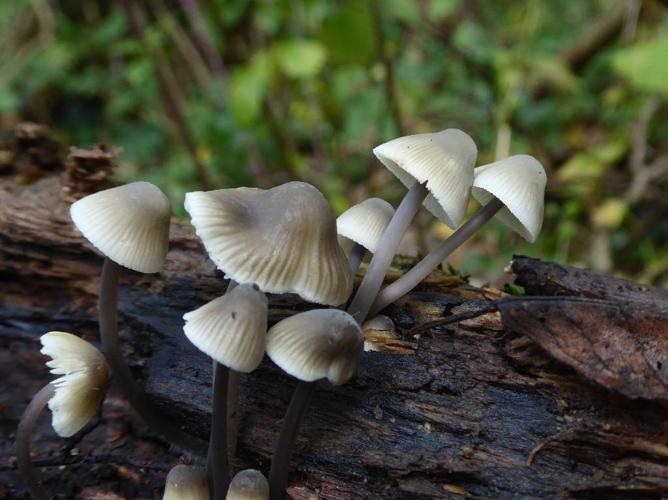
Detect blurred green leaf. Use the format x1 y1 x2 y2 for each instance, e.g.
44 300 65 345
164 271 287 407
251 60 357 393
612 31 668 97
321 0 375 64
227 52 273 125
273 39 327 78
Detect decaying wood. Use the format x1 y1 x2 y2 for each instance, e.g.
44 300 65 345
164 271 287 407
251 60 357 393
2 140 668 498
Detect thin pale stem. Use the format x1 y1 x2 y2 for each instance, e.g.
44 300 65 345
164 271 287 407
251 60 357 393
208 362 230 499
370 198 504 316
348 242 366 277
16 383 55 500
269 381 315 500
347 182 429 323
99 258 207 455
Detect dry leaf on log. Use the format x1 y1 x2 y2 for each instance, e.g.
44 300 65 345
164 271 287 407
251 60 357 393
497 296 668 401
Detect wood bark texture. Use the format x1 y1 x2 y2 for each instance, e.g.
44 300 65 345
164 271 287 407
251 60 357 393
1 136 667 499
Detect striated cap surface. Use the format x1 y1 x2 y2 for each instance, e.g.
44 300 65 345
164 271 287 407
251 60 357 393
70 181 171 273
183 284 267 372
185 182 352 305
373 129 477 228
336 198 395 254
266 309 363 385
163 465 209 500
472 154 546 242
226 469 269 500
40 331 109 437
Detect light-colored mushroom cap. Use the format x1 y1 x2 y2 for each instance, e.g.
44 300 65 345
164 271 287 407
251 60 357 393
266 309 363 385
163 465 209 500
70 181 171 273
183 284 268 372
226 469 269 500
40 332 109 438
471 154 547 243
373 129 477 228
184 181 352 305
336 198 395 253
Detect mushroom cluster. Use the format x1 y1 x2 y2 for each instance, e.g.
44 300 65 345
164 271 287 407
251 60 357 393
16 128 546 499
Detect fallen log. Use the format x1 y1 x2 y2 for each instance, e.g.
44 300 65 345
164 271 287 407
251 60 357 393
1 139 667 499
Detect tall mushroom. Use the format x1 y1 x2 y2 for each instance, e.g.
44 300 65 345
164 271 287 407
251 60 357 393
183 284 268 497
163 464 209 500
265 309 363 499
16 332 109 500
70 181 205 453
347 129 477 323
185 181 352 498
226 469 269 500
370 154 547 315
336 197 395 275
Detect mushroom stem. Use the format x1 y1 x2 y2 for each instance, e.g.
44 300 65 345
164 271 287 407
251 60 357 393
369 198 504 316
16 383 55 500
208 361 230 499
99 257 206 455
348 242 366 277
269 381 315 500
347 181 429 323
207 278 238 498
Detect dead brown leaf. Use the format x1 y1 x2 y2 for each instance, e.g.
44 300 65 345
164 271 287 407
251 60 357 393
497 297 668 401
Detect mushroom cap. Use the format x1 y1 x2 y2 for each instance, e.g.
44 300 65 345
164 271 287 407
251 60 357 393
266 309 363 385
163 465 209 500
40 332 109 438
184 181 352 305
226 469 269 500
183 284 268 372
336 198 395 253
373 129 477 228
70 181 171 273
471 154 547 243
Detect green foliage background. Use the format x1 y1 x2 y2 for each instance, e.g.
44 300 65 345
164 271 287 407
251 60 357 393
2 0 667 285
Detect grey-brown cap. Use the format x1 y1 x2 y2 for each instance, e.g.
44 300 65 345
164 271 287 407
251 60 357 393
266 309 363 385
183 284 268 372
226 469 269 500
336 198 395 254
472 154 546 243
373 129 477 228
184 181 352 305
163 465 208 500
70 181 171 273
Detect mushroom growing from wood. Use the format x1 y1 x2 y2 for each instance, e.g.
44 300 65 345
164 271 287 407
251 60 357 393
183 283 268 498
336 197 395 275
185 181 352 498
226 469 269 500
163 464 209 500
347 129 477 323
370 154 547 315
16 332 108 500
70 181 205 454
265 309 363 499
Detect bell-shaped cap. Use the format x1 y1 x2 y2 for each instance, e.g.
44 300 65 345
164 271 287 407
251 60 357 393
163 465 209 500
472 154 546 243
40 331 109 437
373 129 477 228
226 469 269 500
184 182 352 305
183 284 268 372
336 198 395 254
266 309 363 385
70 181 171 273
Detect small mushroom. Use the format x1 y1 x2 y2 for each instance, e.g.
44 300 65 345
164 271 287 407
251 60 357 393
183 283 268 497
226 469 269 500
371 155 547 315
70 182 205 453
163 464 209 500
348 129 477 323
336 197 395 275
265 309 363 499
16 332 109 500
